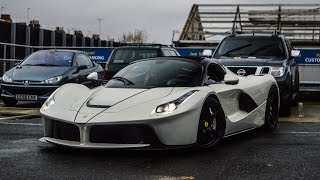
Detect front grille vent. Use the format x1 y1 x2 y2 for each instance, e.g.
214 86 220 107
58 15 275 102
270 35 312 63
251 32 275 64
90 125 158 144
51 120 80 141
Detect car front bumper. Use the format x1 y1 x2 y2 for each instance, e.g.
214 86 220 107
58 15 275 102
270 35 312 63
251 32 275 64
1 83 60 101
40 106 202 149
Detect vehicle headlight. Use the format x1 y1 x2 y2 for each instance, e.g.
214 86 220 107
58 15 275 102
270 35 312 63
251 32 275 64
44 95 55 108
43 89 59 109
155 90 198 113
271 67 285 77
43 76 62 84
2 74 12 83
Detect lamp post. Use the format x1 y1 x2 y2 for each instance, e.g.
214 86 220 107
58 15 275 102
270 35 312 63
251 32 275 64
1 6 4 15
98 17 102 37
171 30 179 46
27 8 30 23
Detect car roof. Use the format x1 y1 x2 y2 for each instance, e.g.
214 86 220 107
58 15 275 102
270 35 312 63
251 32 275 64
132 56 222 67
114 46 174 50
38 49 83 53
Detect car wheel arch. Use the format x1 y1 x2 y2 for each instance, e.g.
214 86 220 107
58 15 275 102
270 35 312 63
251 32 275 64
207 94 220 104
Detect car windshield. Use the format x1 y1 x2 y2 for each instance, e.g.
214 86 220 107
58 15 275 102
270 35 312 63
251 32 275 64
106 59 203 88
214 36 285 59
21 51 74 67
111 49 158 64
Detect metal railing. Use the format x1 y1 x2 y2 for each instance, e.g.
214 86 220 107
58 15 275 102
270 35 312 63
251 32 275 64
180 4 320 44
0 42 113 77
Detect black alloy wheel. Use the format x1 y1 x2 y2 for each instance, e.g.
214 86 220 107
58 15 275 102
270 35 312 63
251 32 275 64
264 86 279 131
197 97 226 148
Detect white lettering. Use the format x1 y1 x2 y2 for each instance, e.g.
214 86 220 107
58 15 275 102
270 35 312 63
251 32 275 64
305 58 320 63
89 56 105 60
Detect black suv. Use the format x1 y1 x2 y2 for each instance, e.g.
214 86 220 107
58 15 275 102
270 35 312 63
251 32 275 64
104 46 180 79
211 33 300 116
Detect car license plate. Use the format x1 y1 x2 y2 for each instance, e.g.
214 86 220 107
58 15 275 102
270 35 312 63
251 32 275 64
16 94 38 101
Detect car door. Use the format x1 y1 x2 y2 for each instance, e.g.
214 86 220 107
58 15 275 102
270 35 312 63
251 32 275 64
207 63 266 133
75 53 94 83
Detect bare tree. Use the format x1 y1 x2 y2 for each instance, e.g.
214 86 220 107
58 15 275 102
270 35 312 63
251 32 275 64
119 29 148 43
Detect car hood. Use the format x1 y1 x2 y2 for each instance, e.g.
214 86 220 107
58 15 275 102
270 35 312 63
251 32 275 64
216 58 285 66
6 66 71 81
73 87 174 123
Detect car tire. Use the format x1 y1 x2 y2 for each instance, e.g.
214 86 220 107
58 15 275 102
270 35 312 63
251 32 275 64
2 98 18 106
263 86 279 131
197 97 226 149
292 73 300 106
280 78 292 117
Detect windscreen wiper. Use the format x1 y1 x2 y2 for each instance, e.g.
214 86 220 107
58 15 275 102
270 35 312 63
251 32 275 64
221 43 252 56
111 76 134 85
28 63 59 66
32 63 59 66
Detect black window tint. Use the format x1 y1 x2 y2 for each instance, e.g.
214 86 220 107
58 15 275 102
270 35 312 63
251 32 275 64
214 36 285 58
207 64 225 82
107 59 203 88
21 51 74 66
77 54 92 67
111 49 158 64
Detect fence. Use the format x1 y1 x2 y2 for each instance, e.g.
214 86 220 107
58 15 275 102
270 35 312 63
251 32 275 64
0 42 114 77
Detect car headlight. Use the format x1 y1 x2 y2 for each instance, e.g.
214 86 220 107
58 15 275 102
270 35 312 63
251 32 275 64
43 89 59 109
271 67 285 77
155 90 198 113
2 74 12 83
44 95 55 108
43 76 62 84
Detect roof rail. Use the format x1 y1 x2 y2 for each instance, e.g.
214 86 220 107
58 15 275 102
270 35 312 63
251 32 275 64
230 30 282 36
272 30 281 36
118 43 169 48
231 30 243 35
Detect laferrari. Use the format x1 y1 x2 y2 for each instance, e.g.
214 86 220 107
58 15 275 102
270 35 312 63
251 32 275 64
40 57 279 149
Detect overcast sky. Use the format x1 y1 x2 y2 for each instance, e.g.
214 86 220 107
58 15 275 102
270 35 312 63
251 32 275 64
2 0 320 44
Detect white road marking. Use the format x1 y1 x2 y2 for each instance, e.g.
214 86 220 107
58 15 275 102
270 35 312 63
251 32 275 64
275 131 320 134
0 115 37 120
0 122 41 126
279 118 320 123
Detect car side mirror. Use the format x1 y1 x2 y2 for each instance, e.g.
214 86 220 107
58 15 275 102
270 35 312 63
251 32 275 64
291 50 300 58
202 49 213 57
224 74 239 85
77 65 87 71
87 72 98 80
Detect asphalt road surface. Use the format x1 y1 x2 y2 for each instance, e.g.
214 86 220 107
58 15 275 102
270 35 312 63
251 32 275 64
1 94 320 180
0 116 320 180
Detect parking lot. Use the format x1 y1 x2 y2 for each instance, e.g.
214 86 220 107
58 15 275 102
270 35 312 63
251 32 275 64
0 93 320 180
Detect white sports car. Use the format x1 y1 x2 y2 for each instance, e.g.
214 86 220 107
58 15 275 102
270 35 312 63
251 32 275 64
40 57 279 149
